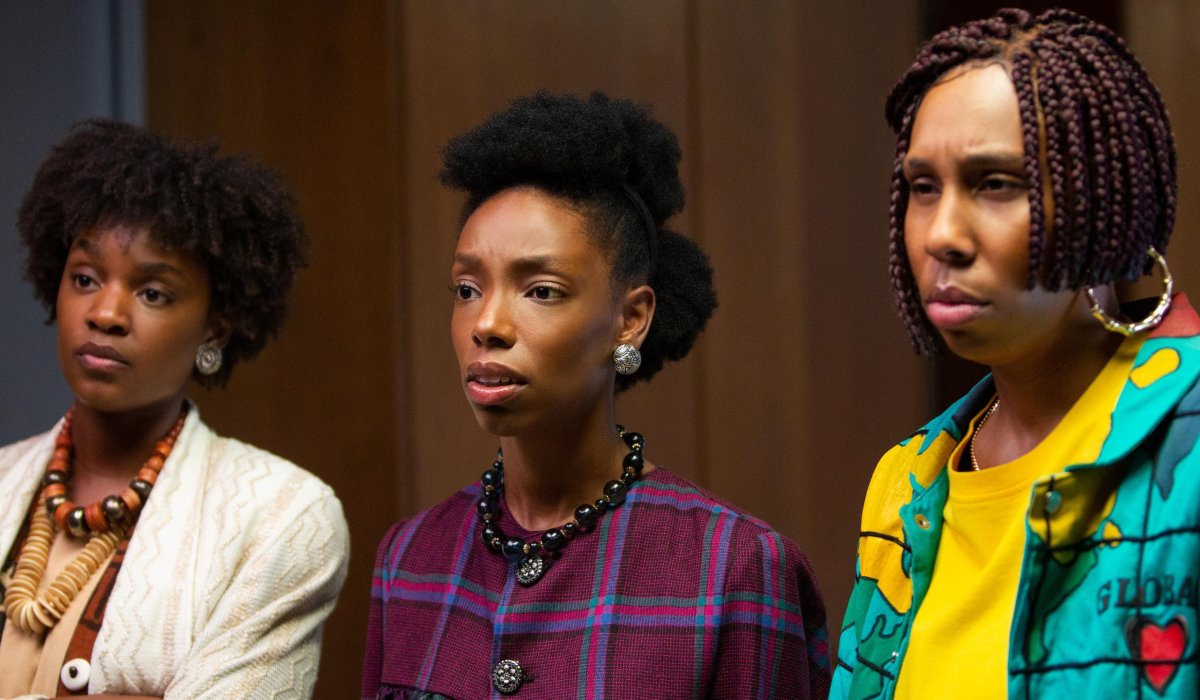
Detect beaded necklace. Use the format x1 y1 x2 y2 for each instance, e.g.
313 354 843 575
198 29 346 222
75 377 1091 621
2 405 187 634
476 426 645 585
41 406 187 538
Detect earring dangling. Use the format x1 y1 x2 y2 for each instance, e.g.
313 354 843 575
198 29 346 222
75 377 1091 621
195 343 223 376
1086 246 1174 337
613 344 641 375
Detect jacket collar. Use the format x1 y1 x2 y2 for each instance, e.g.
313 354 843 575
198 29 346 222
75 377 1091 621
1095 293 1200 464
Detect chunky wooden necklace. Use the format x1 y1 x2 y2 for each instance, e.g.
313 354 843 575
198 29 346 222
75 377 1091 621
41 406 187 538
1 405 187 634
476 426 645 586
3 501 124 634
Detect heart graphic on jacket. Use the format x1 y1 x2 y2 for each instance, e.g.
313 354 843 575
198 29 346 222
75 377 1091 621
1125 615 1188 693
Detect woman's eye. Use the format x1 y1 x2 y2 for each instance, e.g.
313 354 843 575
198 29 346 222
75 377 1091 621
453 283 479 300
529 285 564 301
907 179 938 198
979 176 1027 198
142 288 169 305
72 274 95 289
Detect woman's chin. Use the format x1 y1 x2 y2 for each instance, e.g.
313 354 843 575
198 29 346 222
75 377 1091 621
470 405 522 438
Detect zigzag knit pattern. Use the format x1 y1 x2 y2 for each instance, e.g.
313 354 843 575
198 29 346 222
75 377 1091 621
0 409 349 699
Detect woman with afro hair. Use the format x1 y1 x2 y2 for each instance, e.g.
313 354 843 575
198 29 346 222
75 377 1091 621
0 121 348 698
362 92 830 699
835 9 1198 699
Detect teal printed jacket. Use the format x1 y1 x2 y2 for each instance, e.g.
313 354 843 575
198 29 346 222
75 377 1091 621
833 294 1200 699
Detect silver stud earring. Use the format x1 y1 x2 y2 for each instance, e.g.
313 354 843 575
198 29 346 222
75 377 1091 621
195 343 223 376
613 343 641 375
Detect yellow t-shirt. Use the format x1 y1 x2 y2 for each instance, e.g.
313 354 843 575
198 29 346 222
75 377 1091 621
895 334 1143 699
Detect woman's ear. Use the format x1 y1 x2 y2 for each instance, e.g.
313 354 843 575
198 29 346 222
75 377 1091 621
617 284 655 347
206 316 233 350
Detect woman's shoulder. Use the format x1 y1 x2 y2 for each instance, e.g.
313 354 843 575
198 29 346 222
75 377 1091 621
0 428 57 552
373 485 478 554
631 468 827 656
634 468 812 565
0 427 54 469
173 415 348 554
192 417 339 505
638 468 777 529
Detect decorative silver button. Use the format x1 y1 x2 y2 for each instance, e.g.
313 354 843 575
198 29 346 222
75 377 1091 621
516 556 545 586
492 658 524 694
61 658 91 691
1045 490 1063 514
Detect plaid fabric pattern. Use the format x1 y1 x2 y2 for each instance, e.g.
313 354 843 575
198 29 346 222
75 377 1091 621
363 468 830 699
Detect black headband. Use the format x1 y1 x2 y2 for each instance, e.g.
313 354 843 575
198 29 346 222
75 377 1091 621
621 183 658 269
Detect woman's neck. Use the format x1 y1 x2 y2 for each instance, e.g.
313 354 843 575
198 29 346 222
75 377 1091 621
985 317 1124 462
69 395 187 482
497 409 632 532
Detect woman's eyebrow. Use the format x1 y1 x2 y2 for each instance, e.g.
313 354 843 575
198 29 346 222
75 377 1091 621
133 260 187 278
507 255 564 276
961 153 1025 170
453 253 567 275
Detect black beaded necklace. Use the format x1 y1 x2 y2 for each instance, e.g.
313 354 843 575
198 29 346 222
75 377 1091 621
476 426 645 585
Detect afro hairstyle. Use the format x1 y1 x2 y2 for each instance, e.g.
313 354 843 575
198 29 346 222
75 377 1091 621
19 119 308 386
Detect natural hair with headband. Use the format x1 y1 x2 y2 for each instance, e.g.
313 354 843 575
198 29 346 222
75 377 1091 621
440 91 717 390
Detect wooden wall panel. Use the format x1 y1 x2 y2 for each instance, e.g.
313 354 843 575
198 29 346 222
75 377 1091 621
1126 1 1200 298
693 0 925 636
145 2 402 697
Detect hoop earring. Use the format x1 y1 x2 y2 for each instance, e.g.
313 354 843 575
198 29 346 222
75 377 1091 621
195 343 223 376
1086 247 1173 337
613 344 641 375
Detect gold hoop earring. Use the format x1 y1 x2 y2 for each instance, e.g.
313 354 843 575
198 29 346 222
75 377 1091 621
1085 247 1173 337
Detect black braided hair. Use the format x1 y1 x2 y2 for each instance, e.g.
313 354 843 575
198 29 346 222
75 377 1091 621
885 8 1176 355
441 91 717 391
19 120 308 386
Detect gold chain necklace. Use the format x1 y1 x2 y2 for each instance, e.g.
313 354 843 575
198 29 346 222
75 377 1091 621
968 397 1000 471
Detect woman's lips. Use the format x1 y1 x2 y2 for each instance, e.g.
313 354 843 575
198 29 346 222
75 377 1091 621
466 381 525 406
924 287 987 329
76 342 130 372
925 301 987 327
465 362 527 406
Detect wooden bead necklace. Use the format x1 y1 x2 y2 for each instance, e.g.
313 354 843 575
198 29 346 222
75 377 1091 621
41 405 187 538
1 405 187 634
476 426 645 586
3 501 125 634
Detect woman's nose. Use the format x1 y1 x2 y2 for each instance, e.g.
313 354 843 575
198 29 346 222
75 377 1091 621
85 287 130 335
923 190 976 266
472 295 515 348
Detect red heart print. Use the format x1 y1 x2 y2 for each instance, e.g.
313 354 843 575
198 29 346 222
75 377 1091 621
1126 615 1188 694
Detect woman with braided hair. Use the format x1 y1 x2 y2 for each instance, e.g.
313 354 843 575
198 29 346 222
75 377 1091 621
833 8 1197 699
362 92 830 698
0 121 349 698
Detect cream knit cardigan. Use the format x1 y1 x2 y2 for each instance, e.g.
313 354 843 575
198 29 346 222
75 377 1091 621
0 407 349 698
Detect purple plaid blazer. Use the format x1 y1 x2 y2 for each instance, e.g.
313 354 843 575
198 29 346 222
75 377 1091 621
362 468 831 699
